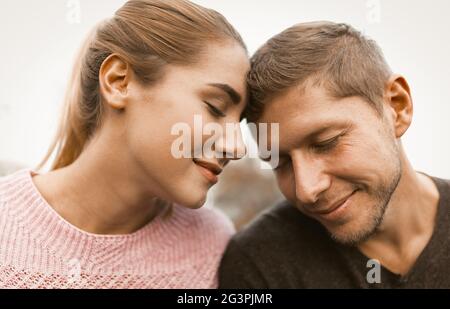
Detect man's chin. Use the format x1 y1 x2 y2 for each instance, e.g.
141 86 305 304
320 198 390 246
326 219 381 246
330 230 373 246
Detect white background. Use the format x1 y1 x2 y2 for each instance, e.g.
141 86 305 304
1 0 449 178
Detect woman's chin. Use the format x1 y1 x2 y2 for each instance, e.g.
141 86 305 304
174 189 208 209
182 198 207 209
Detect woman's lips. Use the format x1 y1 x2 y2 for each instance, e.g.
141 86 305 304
193 159 222 184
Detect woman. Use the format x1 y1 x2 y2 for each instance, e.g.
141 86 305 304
0 0 249 288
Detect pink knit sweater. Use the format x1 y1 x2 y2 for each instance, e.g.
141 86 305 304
0 169 235 289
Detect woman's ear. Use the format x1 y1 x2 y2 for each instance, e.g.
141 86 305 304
384 74 414 138
99 54 130 111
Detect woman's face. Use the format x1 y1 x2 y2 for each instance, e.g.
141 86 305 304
121 42 250 208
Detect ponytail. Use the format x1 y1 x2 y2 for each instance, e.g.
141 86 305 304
36 24 103 171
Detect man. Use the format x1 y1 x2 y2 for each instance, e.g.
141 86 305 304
219 22 450 288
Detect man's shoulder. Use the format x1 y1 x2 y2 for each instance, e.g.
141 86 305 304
220 201 340 288
432 175 450 193
430 175 450 210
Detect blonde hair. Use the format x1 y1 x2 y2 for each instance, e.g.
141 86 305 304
38 0 246 171
245 21 392 122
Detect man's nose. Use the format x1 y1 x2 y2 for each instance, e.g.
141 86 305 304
291 151 331 204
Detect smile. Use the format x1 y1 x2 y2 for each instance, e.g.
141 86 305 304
311 190 358 221
193 159 222 184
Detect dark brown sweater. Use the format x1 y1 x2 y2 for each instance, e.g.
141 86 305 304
219 177 450 288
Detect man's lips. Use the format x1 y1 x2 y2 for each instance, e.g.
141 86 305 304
309 190 358 216
193 159 223 184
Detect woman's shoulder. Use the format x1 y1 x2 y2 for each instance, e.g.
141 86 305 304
0 169 32 207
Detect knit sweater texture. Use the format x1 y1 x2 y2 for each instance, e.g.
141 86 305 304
0 169 234 289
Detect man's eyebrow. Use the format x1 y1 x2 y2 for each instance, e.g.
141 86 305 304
207 83 242 105
304 127 332 141
304 122 353 142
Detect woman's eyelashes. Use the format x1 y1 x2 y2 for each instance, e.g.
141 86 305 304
204 101 226 118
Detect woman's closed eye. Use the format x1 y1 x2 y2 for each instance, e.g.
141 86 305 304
204 101 226 118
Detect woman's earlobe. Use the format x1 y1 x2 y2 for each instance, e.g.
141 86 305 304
385 75 413 138
99 54 130 110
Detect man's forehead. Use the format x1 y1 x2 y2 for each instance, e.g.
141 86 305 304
255 88 359 148
257 85 332 124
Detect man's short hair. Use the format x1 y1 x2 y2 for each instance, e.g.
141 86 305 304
245 21 392 122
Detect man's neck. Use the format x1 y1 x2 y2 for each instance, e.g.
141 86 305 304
358 155 440 275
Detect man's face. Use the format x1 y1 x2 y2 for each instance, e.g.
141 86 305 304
257 84 402 245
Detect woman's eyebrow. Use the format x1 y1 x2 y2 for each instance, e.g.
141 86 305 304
207 83 242 105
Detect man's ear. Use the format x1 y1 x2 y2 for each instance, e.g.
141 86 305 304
99 54 130 111
384 74 413 138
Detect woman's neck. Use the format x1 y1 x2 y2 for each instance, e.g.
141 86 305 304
33 135 163 235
